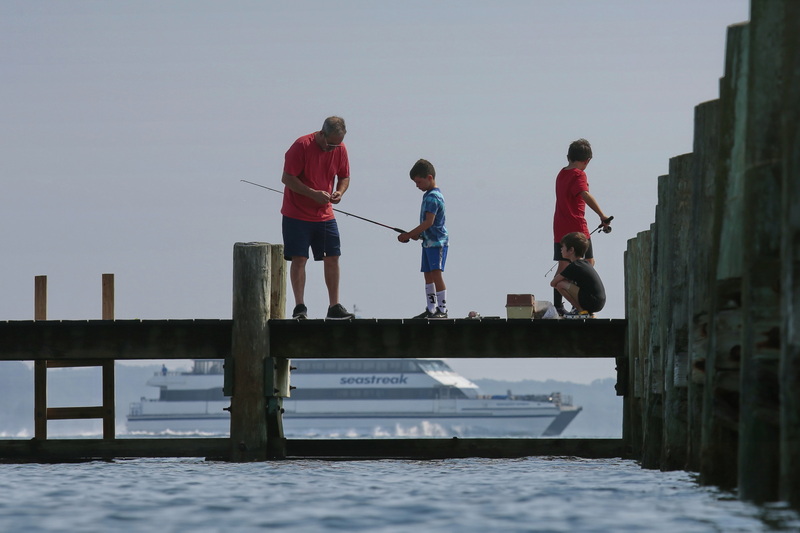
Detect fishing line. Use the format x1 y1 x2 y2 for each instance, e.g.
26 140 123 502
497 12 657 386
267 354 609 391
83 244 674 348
241 180 407 234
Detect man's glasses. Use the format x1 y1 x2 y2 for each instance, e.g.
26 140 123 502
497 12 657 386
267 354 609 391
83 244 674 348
323 134 342 151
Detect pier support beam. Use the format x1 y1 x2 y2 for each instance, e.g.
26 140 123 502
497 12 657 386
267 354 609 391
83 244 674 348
700 22 749 491
686 99 720 473
780 0 800 510
738 0 784 503
230 242 273 461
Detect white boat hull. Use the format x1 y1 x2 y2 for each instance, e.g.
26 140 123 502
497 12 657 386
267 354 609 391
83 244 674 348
127 400 560 437
126 358 577 438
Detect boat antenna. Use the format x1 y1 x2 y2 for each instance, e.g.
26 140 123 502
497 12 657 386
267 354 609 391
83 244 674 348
241 180 407 234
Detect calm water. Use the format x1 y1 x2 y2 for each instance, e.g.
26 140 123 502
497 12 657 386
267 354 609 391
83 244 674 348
1 456 798 532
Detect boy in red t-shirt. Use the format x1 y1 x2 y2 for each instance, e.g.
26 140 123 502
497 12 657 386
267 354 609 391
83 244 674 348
551 138 611 316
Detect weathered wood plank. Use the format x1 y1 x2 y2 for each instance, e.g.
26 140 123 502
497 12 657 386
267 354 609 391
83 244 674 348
0 438 628 463
0 319 232 361
46 406 106 420
738 0 785 503
0 318 625 362
780 0 800 510
269 318 627 359
0 438 229 462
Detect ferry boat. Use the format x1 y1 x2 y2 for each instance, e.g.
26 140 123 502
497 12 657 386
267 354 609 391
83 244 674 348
126 358 581 437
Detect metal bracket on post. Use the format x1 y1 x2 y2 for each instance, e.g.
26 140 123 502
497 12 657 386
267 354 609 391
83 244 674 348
265 357 292 398
615 357 629 397
264 357 289 458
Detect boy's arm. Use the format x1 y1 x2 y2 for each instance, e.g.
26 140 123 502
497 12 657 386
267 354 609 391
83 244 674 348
550 273 566 288
398 212 435 243
580 190 611 227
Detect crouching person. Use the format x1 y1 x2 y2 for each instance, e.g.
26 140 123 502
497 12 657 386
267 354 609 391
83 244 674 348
550 232 606 318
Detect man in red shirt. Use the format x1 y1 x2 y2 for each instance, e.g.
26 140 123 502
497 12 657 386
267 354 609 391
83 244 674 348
281 116 354 320
551 138 611 316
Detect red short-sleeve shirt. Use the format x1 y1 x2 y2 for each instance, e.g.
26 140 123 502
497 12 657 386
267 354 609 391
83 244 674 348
553 167 590 241
281 133 350 222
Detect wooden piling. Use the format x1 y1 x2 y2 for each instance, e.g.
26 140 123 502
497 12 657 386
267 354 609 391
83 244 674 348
737 0 784 503
101 274 115 439
623 229 651 458
661 153 692 472
780 0 800 509
686 99 720 473
230 242 272 461
641 217 663 470
699 21 749 491
33 276 47 439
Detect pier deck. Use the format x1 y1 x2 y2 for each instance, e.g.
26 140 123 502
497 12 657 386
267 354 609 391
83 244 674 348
0 317 626 361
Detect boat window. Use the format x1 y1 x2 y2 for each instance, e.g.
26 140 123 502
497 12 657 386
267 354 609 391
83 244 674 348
417 360 451 372
290 359 425 374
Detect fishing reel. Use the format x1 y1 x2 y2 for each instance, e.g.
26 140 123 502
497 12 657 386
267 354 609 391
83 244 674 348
591 216 614 235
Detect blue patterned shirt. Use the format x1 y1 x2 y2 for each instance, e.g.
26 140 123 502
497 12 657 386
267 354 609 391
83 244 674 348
420 188 448 248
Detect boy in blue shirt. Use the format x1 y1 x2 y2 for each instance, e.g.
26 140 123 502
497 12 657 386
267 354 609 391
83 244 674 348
398 159 449 319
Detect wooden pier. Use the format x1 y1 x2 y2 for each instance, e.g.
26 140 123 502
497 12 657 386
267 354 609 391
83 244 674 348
3 0 797 516
0 244 628 463
624 0 800 510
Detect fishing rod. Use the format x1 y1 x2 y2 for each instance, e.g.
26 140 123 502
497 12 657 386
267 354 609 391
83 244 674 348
544 216 614 276
241 180 407 234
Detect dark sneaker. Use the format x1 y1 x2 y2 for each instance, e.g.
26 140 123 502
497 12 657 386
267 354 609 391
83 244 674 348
555 306 567 317
564 310 592 319
429 309 448 319
292 304 308 320
412 309 435 319
326 303 355 320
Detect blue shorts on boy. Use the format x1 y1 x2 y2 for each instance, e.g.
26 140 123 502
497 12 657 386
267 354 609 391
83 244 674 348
421 245 448 273
282 216 341 260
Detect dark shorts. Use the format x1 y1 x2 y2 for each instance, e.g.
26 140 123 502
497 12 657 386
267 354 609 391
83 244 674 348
553 240 594 261
421 246 448 273
282 216 341 261
578 291 605 313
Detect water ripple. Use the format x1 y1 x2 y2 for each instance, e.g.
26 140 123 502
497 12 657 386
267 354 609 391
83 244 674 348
0 457 797 532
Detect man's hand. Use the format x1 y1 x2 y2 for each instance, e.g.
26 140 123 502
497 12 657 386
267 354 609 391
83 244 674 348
310 190 332 205
330 191 343 204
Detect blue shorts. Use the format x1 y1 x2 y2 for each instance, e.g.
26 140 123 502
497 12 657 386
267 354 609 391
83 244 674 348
421 246 448 273
553 240 594 261
282 216 341 261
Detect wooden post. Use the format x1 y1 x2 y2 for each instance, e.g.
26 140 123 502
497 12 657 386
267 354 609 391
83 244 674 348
266 245 287 459
738 0 784 503
780 0 800 511
269 245 286 320
686 99 721 472
641 217 663 470
230 242 271 461
102 273 114 321
101 273 116 440
34 276 47 439
662 153 692 471
623 229 651 458
700 22 749 491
